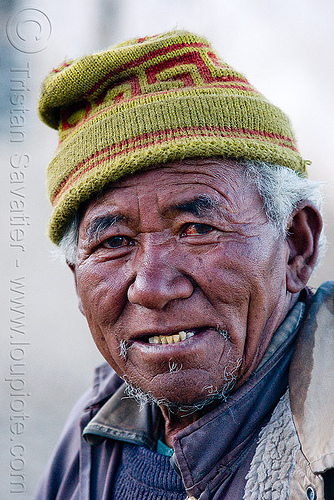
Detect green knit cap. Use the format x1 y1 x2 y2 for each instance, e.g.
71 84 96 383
38 30 307 244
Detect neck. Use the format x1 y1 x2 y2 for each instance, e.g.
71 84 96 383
159 399 222 447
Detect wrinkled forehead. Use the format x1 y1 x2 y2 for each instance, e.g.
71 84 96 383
113 157 244 185
84 158 251 206
79 157 263 227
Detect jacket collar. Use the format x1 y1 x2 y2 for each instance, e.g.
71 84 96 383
289 281 334 474
83 382 162 448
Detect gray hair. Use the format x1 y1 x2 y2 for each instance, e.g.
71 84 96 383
59 160 325 265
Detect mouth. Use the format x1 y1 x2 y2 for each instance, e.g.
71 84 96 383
129 326 228 349
147 329 196 345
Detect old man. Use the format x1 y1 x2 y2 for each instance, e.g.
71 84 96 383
35 31 334 499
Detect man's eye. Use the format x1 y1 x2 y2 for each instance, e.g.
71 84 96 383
181 223 213 237
102 236 134 248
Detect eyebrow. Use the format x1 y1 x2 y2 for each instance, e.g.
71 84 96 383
168 194 218 217
85 214 125 243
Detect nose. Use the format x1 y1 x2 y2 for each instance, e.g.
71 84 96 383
127 245 194 310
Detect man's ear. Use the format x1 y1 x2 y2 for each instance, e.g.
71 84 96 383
67 262 86 316
286 201 323 294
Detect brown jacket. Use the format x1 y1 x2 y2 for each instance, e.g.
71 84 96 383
289 282 334 499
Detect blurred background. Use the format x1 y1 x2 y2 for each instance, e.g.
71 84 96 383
1 0 334 498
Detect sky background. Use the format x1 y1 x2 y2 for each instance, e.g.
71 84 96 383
1 1 334 498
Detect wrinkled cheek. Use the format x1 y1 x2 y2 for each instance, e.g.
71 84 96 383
214 340 244 381
234 289 280 383
90 328 126 375
77 286 126 372
79 271 125 323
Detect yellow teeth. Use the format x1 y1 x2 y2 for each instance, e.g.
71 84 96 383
179 331 187 340
148 331 195 344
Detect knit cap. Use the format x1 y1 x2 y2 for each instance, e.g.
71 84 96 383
38 30 307 244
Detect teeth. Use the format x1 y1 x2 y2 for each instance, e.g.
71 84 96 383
148 331 195 344
179 331 187 340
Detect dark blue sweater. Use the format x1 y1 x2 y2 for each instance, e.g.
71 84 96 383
113 443 186 499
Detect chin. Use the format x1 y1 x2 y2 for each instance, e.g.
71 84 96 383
123 374 238 414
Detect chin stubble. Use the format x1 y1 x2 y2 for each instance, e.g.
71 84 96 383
119 326 241 415
123 359 241 415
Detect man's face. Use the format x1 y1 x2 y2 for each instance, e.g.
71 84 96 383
74 158 292 407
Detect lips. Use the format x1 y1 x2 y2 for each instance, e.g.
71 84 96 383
129 326 227 348
148 330 195 344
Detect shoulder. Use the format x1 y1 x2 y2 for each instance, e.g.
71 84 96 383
33 363 122 499
290 282 334 474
